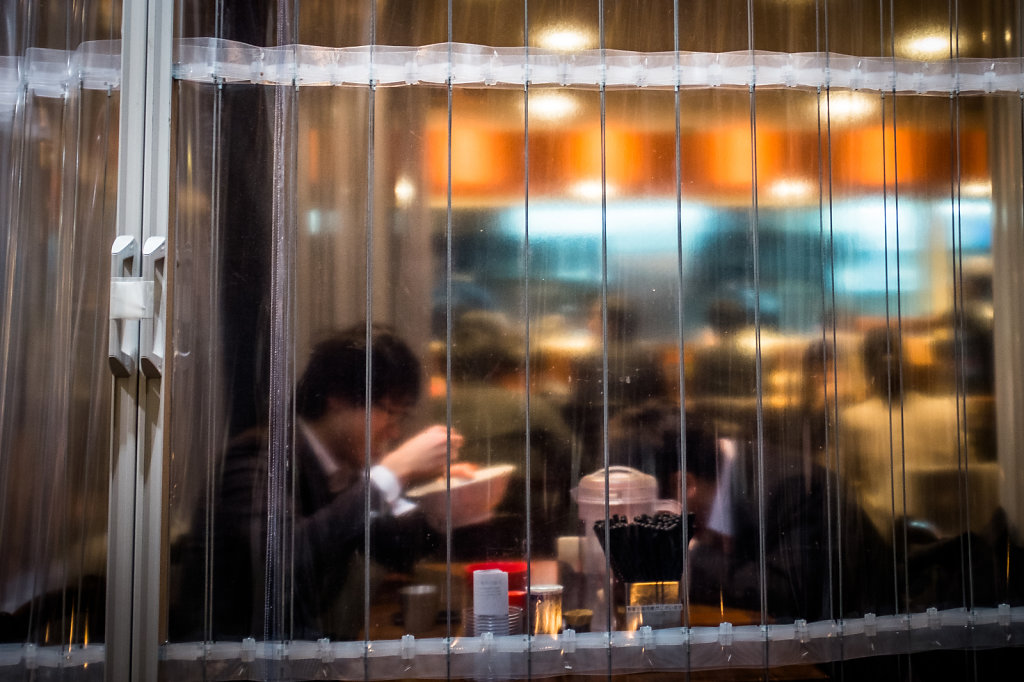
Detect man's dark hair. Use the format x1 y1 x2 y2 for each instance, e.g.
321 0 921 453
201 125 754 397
861 326 901 397
607 401 721 493
682 422 721 483
295 324 422 420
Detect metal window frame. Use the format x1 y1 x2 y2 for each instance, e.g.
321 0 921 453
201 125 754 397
106 0 173 680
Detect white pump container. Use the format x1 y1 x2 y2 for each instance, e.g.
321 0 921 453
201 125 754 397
573 466 658 575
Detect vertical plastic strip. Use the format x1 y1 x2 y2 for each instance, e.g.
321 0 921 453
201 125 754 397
817 78 843 629
888 32 914 622
817 0 844 634
519 0 536 652
55 69 84 657
597 0 613 665
443 1 456 669
265 2 299 644
521 0 533 658
950 19 977 612
363 42 377 682
0 48 27 649
745 2 771 675
878 84 903 615
949 83 973 612
202 73 226 648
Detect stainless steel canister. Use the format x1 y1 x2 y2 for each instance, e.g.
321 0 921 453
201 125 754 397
528 584 564 635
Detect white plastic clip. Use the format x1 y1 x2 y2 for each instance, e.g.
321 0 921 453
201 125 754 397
481 630 495 652
795 618 809 644
927 607 940 630
561 629 577 654
400 634 416 661
639 625 655 648
850 60 863 90
484 53 498 86
241 637 257 663
558 58 571 87
636 60 648 88
140 236 166 378
998 603 1011 627
718 621 733 647
913 70 926 94
317 638 333 664
249 55 263 83
984 66 996 94
108 235 139 377
864 613 877 637
707 60 722 87
784 56 796 88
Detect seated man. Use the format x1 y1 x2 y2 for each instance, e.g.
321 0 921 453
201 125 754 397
682 420 890 623
171 324 465 641
609 402 887 623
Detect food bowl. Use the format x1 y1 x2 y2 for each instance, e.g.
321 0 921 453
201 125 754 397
406 464 515 530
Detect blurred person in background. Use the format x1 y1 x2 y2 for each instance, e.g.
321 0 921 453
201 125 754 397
608 402 887 623
566 295 668 475
431 310 576 556
837 326 974 541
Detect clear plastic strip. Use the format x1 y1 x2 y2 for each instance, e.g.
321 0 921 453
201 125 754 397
597 3 613 666
143 607 1023 680
672 0 690 634
9 41 1024 100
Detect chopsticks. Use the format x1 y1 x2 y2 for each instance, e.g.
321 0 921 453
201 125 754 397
593 511 686 584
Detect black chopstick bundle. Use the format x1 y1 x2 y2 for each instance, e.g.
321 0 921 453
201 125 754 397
593 511 686 583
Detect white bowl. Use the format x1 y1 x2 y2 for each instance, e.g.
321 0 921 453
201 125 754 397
406 464 515 530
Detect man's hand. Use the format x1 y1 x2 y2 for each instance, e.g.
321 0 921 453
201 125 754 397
380 425 464 487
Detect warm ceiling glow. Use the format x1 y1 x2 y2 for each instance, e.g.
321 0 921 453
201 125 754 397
767 178 815 202
825 91 877 121
535 26 594 51
901 33 952 60
961 181 992 198
394 177 416 207
528 91 579 121
571 179 614 200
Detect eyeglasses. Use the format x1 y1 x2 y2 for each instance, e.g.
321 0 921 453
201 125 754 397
373 401 414 422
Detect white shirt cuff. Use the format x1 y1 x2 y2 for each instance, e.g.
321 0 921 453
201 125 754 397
369 465 417 516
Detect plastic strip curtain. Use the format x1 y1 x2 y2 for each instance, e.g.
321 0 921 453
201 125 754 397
0 0 1010 679
0 1 121 681
159 0 1024 680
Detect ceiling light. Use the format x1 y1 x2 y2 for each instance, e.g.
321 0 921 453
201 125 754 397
901 33 952 60
767 178 814 202
394 177 416 207
825 91 877 121
960 181 991 198
528 91 579 121
571 179 614 200
535 26 594 51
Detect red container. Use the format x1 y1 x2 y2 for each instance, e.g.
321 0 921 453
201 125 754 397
466 561 528 609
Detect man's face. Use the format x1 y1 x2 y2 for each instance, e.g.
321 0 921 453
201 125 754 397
369 400 413 448
324 397 412 464
685 472 716 530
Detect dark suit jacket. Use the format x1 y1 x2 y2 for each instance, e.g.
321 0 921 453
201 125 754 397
687 447 890 624
170 428 437 641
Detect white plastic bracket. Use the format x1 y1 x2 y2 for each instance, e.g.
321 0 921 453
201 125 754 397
140 236 166 377
109 235 139 377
